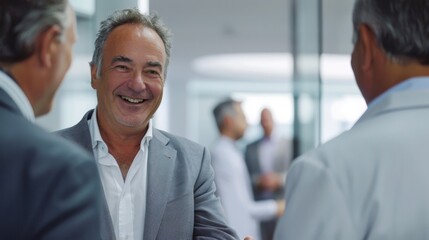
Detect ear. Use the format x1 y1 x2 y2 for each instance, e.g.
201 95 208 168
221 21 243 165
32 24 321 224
90 64 98 89
37 25 62 68
356 24 378 71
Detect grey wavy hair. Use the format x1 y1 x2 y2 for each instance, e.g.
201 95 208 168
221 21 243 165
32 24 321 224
0 0 69 63
353 0 429 65
212 98 241 131
90 8 172 78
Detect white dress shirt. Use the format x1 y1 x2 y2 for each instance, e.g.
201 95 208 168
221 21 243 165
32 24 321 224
211 136 277 240
88 109 151 240
0 70 35 122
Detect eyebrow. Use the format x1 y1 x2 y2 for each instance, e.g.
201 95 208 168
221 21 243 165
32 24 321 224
146 61 163 70
110 57 164 71
111 56 133 65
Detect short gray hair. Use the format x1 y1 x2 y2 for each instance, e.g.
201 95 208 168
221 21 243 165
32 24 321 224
353 0 429 65
90 8 172 78
0 0 69 63
212 98 240 131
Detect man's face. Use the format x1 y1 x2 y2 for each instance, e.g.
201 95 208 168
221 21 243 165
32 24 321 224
260 109 273 137
351 37 364 98
38 4 77 116
91 23 166 132
233 103 248 139
351 25 372 104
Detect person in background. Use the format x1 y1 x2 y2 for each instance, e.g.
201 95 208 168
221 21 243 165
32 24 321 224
245 108 292 240
211 99 285 240
275 0 429 239
57 8 239 239
0 0 102 239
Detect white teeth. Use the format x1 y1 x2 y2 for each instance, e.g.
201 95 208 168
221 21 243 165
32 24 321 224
121 96 144 103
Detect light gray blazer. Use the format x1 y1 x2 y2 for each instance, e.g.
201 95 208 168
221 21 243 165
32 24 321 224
57 110 238 240
275 89 429 240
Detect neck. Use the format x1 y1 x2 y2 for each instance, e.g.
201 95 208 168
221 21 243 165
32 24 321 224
7 58 46 116
97 118 146 180
99 124 145 152
221 129 238 141
366 60 429 104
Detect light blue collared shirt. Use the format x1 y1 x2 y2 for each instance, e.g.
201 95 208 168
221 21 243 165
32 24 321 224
367 76 429 110
0 70 35 122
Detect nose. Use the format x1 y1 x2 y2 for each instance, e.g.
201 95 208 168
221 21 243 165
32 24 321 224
127 72 146 92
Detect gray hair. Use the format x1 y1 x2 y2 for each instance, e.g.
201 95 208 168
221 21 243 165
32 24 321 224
0 0 69 63
212 98 240 131
353 0 429 65
90 8 172 78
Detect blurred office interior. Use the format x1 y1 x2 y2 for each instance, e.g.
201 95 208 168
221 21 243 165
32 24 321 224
37 0 366 157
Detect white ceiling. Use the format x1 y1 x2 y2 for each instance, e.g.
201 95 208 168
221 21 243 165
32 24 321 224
150 0 291 82
149 0 355 83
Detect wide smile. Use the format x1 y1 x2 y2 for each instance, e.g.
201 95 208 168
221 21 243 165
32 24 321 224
120 95 145 104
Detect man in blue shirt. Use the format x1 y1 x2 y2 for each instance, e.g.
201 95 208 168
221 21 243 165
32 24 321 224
275 0 429 239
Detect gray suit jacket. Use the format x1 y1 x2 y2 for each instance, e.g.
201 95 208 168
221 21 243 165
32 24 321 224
275 88 429 240
0 89 102 239
57 109 239 240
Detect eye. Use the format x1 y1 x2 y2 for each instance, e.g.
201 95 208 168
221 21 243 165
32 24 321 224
114 65 130 72
146 69 161 76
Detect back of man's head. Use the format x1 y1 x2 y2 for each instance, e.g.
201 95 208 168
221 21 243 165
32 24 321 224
0 0 68 63
353 0 429 65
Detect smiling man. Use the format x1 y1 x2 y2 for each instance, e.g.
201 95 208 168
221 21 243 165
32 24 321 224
57 8 238 240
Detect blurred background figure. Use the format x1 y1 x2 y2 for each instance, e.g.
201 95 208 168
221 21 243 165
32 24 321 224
211 98 285 240
245 107 292 240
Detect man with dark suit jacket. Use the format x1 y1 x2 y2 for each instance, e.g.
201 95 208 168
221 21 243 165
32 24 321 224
0 1 102 239
57 8 238 240
245 108 291 240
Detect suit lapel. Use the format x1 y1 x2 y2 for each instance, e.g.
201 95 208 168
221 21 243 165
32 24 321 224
60 109 116 240
0 88 21 115
246 139 262 175
72 110 94 154
250 139 263 174
143 129 176 240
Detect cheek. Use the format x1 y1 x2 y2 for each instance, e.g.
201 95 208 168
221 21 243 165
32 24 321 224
61 43 73 75
351 49 362 84
151 82 164 99
97 75 121 95
66 52 72 71
351 48 357 73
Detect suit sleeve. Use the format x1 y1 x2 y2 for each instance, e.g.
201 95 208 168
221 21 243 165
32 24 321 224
274 157 358 240
33 154 102 240
192 146 240 239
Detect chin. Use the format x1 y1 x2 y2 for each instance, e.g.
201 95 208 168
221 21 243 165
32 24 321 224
117 117 147 129
34 103 53 117
35 110 49 117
